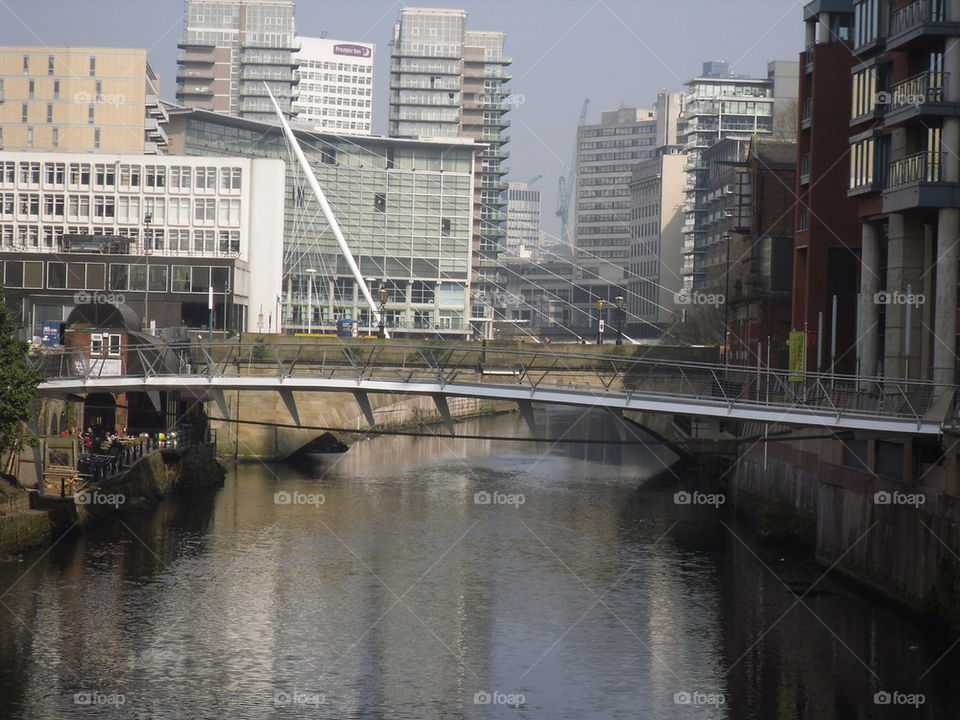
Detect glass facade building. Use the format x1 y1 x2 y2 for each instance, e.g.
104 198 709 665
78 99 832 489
165 108 478 336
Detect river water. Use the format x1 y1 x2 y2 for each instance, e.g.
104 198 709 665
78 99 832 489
1 407 959 719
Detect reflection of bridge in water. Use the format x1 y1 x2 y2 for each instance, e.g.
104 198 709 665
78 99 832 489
32 340 957 438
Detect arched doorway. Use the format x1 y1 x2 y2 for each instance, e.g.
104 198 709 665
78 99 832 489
82 393 116 436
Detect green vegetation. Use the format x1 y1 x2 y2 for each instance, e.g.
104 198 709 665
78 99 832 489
0 287 42 459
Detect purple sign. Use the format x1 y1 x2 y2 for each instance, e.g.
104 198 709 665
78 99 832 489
334 44 371 59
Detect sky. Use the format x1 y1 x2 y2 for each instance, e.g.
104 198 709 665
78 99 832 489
0 0 804 240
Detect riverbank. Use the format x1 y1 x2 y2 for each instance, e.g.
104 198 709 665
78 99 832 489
0 443 224 558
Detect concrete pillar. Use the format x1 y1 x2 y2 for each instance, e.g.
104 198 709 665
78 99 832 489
933 23 960 389
884 214 924 379
921 224 935 380
819 13 832 43
859 222 881 383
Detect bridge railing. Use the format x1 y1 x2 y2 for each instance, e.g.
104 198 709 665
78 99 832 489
30 340 954 427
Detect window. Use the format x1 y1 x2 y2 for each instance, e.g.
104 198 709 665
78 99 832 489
52 128 58 147
850 137 876 189
851 68 878 119
411 281 435 304
94 164 115 188
194 198 215 224
218 198 240 226
89 56 96 77
322 147 336 164
28 80 34 99
91 334 103 356
119 164 141 189
109 264 128 291
441 218 451 236
148 265 167 292
48 261 66 289
53 80 59 99
854 0 884 49
21 104 27 123
47 55 54 76
108 334 121 357
26 128 33 148
94 128 100 149
798 207 809 231
22 55 28 74
88 104 94 124
43 195 64 217
374 193 386 212
172 266 190 292
144 165 166 189
69 163 91 186
93 196 115 219
46 103 52 123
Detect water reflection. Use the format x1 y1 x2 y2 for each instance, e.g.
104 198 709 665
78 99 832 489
0 407 957 719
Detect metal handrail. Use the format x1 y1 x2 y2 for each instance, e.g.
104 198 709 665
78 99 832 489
29 339 953 427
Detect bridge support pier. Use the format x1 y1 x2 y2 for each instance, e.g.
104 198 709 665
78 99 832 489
279 388 300 427
352 391 377 431
517 400 540 439
431 394 456 437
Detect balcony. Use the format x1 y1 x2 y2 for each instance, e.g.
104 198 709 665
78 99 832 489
883 150 960 212
804 44 814 74
887 0 960 50
884 71 960 126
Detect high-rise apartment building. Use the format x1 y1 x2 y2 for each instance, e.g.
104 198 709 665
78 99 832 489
679 60 798 291
176 0 298 123
572 102 674 337
505 181 541 256
839 0 960 391
0 46 167 154
627 149 686 338
292 37 374 136
389 8 512 338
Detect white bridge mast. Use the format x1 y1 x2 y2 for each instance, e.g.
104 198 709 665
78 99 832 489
265 84 388 337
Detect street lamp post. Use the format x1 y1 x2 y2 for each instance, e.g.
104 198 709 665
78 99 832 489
614 295 624 345
596 299 606 345
143 213 151 332
305 268 316 335
377 284 387 339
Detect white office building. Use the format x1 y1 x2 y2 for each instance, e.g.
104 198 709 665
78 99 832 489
292 36 374 136
0 152 285 337
505 181 541 256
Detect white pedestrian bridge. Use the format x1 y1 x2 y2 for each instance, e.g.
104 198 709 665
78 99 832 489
31 340 956 438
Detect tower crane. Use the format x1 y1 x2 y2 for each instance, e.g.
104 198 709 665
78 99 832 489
556 99 589 254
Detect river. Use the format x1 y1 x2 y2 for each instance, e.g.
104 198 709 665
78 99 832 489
1 407 958 719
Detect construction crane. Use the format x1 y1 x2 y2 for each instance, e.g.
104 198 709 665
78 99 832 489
556 99 589 254
523 174 543 186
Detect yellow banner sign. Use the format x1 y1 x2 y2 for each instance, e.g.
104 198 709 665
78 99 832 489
789 331 806 382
